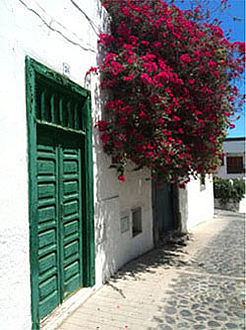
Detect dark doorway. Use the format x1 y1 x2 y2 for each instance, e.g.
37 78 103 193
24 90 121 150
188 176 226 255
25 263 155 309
152 182 179 245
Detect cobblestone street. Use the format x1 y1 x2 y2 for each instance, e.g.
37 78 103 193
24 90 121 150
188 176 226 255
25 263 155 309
57 210 245 330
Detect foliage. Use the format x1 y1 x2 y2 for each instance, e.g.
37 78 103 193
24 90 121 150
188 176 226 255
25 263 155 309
213 177 245 203
89 0 245 186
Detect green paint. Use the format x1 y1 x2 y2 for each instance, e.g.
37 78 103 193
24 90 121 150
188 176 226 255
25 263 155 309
26 56 95 329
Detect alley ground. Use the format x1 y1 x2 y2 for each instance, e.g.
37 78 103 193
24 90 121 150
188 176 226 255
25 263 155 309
57 210 245 330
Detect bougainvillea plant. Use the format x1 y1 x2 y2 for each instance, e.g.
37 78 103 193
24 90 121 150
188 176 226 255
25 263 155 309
88 0 245 186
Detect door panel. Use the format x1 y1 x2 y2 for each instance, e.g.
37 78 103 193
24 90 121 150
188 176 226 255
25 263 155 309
37 137 60 319
60 139 83 300
36 126 84 319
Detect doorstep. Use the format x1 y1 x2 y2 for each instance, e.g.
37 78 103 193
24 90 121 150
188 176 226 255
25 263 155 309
40 285 100 330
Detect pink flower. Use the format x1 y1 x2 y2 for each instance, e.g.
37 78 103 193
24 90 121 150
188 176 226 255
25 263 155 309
153 41 162 49
208 60 216 69
121 7 130 17
229 123 235 129
105 53 117 63
205 51 212 58
116 23 130 38
128 35 139 44
95 120 108 132
98 33 114 46
180 54 191 64
141 54 156 62
156 71 170 82
140 73 152 84
139 110 148 120
123 74 134 82
142 62 158 74
120 105 133 114
232 41 246 54
123 44 134 51
118 174 125 182
141 40 150 47
213 71 220 79
85 66 98 77
101 134 110 143
119 116 127 125
110 61 125 76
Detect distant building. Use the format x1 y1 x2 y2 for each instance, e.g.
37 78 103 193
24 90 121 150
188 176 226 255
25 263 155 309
217 137 246 179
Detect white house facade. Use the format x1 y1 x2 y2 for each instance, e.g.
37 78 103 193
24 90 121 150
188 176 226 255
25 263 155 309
179 175 214 231
0 1 214 329
217 137 246 179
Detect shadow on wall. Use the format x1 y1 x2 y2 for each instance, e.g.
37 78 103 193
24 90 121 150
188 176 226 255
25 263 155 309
83 34 121 283
111 232 192 282
94 196 121 283
87 17 154 284
93 82 119 283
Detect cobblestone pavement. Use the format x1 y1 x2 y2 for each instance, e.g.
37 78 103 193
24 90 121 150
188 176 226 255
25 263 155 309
57 210 245 330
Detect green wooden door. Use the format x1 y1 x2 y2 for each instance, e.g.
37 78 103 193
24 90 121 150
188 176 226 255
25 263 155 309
26 57 95 329
37 126 84 319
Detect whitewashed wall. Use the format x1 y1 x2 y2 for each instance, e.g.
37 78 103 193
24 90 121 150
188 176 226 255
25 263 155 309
217 139 245 179
0 1 153 329
94 158 153 284
179 175 214 231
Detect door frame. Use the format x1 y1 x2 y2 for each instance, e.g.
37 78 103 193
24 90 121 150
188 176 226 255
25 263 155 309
25 56 95 329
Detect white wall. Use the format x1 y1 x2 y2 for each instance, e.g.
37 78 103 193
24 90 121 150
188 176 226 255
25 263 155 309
0 1 153 329
94 158 153 284
239 195 246 213
179 175 214 231
217 139 245 179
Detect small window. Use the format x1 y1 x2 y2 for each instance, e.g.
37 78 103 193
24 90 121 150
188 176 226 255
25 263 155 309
132 208 142 237
227 156 244 174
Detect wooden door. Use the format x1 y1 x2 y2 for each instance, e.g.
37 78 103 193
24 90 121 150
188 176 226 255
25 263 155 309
36 126 84 319
152 182 175 244
26 57 95 329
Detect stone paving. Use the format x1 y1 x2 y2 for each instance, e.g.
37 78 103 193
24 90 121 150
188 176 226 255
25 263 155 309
58 210 245 330
185 212 245 278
